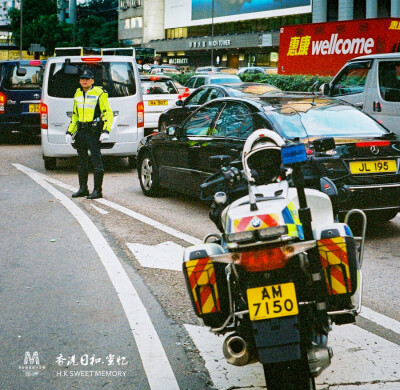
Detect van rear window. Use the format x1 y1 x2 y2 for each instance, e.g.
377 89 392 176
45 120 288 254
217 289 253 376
4 65 44 90
47 62 137 98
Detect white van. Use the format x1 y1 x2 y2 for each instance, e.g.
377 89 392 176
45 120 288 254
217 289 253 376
40 55 143 169
322 53 400 135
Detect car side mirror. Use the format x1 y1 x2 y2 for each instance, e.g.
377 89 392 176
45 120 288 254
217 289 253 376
209 155 231 169
166 126 176 136
175 100 184 107
313 137 335 153
16 67 27 77
320 83 330 96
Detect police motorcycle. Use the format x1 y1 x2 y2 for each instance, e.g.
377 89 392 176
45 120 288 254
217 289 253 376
182 129 366 389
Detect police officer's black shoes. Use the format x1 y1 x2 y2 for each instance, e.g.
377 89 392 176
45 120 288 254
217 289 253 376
87 189 103 199
87 170 103 199
72 187 89 198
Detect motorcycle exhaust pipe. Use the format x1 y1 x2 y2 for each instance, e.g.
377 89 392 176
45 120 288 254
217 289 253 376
308 344 333 377
222 333 254 366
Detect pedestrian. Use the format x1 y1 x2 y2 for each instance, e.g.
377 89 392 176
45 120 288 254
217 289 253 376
65 69 113 199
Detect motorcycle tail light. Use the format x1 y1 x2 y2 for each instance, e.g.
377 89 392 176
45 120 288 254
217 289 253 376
227 230 255 243
0 92 6 114
258 225 288 239
238 247 290 272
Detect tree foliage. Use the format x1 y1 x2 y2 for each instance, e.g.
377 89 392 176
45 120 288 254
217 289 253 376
9 0 118 55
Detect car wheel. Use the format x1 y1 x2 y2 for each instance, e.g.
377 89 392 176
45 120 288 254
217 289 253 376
138 152 162 197
159 119 168 133
44 157 57 170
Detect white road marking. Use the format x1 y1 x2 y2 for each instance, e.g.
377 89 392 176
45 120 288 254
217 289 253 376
91 204 109 215
15 167 202 246
127 242 184 271
185 323 400 390
14 164 179 390
14 167 400 337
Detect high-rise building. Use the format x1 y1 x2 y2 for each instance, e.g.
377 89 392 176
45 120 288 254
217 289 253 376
118 0 164 47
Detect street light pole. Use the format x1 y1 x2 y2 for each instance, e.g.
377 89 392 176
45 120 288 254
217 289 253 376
19 0 23 59
211 0 214 66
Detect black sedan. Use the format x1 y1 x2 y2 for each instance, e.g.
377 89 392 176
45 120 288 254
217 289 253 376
157 83 281 132
137 93 400 220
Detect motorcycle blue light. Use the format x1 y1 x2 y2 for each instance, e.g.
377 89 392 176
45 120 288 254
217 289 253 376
281 143 307 165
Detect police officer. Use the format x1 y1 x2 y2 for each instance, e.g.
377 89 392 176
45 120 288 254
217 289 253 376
65 69 113 199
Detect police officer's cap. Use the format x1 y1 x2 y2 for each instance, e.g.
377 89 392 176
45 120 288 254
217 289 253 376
80 69 94 79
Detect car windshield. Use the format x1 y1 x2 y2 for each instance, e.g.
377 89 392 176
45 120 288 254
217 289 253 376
141 79 178 94
4 64 45 90
267 102 388 139
47 61 137 98
210 77 241 84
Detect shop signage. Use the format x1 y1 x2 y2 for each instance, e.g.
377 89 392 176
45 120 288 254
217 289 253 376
169 58 189 64
259 33 272 47
189 39 231 49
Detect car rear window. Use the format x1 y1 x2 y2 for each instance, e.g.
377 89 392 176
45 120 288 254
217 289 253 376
47 61 137 98
210 77 241 84
3 64 45 90
141 79 178 95
268 103 388 139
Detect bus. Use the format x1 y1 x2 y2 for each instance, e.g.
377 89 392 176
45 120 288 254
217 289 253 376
101 47 156 64
54 47 101 56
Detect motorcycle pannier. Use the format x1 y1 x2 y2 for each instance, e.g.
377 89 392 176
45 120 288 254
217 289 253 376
317 234 359 311
183 244 230 328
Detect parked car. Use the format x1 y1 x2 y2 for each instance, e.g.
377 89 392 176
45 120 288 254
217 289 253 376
40 55 143 169
0 59 46 136
237 66 278 76
195 66 237 74
184 74 242 93
149 65 183 75
140 75 180 136
157 82 281 132
320 52 400 135
137 93 400 221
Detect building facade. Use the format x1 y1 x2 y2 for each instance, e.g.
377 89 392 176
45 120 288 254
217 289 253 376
312 0 400 22
118 0 164 47
117 0 400 69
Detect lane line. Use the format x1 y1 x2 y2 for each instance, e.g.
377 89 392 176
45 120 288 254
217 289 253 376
14 164 179 390
17 167 201 245
16 165 400 337
91 204 109 215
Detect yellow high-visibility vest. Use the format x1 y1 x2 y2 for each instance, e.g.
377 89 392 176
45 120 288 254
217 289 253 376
67 86 113 134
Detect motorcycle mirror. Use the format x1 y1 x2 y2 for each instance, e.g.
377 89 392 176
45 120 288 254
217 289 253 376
214 191 227 205
313 137 335 153
209 155 231 169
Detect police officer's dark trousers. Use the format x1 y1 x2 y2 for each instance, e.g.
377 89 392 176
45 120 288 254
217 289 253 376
73 123 104 199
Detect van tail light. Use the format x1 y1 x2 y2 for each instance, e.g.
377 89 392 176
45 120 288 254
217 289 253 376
0 92 6 114
137 101 144 128
81 57 102 62
178 87 190 100
40 102 48 129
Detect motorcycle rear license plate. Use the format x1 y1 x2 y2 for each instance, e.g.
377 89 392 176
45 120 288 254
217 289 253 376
349 160 396 174
29 103 40 113
247 282 298 321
